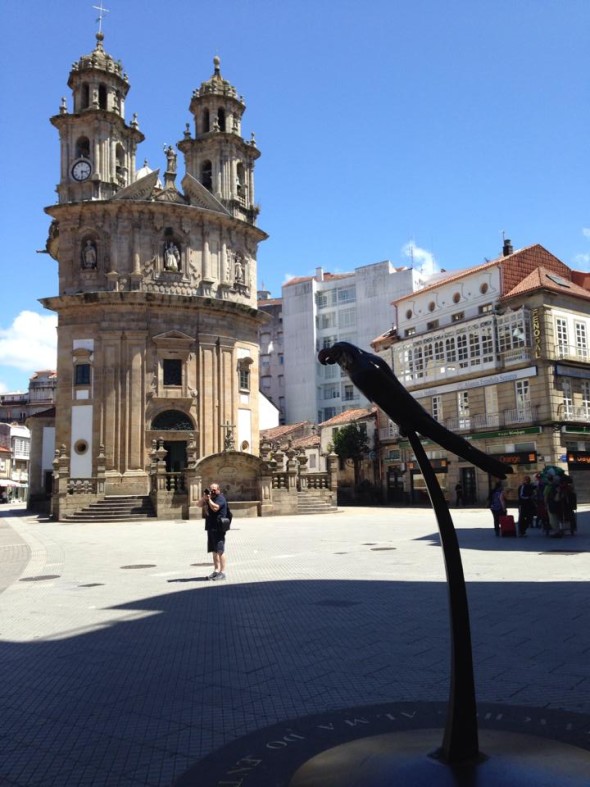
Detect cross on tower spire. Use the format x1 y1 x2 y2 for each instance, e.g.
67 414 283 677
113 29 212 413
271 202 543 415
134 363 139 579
92 2 110 35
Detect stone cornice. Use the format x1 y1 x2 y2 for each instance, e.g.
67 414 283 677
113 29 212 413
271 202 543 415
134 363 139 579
44 198 268 242
39 291 271 325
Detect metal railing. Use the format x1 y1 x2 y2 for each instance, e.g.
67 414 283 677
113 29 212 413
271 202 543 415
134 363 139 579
557 404 590 422
441 405 540 432
554 344 589 363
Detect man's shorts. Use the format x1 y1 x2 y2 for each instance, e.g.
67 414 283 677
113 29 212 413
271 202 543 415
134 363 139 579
207 529 226 554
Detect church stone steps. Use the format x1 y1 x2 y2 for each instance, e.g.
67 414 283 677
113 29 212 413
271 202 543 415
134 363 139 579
296 493 338 515
62 495 156 522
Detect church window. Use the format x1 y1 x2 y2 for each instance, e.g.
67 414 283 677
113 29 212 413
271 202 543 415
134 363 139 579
237 357 253 393
115 144 126 185
75 136 90 159
98 84 107 110
74 440 88 455
239 367 250 392
201 160 212 191
163 359 182 386
151 410 193 431
236 163 245 197
81 84 90 109
74 364 91 386
202 108 210 133
217 107 226 131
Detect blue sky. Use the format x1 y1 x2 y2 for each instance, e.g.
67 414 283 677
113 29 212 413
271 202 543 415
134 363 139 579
1 0 589 393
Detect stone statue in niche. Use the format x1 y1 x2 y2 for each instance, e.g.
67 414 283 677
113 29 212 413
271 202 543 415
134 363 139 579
234 256 244 283
81 240 97 269
164 241 180 272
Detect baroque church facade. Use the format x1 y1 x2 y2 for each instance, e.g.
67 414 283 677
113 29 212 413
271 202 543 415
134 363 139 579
31 31 298 519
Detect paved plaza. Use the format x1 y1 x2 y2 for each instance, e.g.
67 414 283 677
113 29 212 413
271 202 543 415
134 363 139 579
0 502 589 785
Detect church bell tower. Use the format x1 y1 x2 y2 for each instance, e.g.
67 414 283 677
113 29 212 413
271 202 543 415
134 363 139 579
51 31 144 203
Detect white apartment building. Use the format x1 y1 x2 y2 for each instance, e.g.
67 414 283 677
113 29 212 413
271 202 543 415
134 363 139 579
282 261 426 423
258 289 286 423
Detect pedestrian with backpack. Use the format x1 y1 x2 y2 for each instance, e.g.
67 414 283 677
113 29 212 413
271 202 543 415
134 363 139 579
199 482 231 581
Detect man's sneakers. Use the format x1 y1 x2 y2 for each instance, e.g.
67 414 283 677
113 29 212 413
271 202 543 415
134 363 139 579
211 572 226 581
207 571 218 580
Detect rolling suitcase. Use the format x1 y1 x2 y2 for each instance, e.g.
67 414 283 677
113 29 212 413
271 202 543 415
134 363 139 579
499 514 516 537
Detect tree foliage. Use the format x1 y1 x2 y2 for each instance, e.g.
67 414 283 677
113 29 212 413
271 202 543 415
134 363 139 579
332 423 370 464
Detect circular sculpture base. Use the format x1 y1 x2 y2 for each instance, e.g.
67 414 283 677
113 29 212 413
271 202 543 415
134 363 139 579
289 729 590 787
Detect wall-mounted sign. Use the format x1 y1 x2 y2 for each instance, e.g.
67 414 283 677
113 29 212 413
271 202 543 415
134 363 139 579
407 458 449 474
532 308 542 358
567 451 590 470
490 451 538 466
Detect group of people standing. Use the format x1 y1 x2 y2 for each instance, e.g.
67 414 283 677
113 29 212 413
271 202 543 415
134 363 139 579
489 471 577 538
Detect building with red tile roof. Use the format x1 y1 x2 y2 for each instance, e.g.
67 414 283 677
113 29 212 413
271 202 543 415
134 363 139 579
371 241 590 506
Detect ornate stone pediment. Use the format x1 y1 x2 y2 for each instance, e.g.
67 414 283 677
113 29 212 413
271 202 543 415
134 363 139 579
152 330 195 349
155 187 187 205
181 173 231 215
112 170 160 200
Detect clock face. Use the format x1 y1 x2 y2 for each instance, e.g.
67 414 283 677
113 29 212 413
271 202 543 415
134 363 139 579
72 160 92 181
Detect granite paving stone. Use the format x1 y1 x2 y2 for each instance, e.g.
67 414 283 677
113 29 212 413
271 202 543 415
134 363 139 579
0 502 588 785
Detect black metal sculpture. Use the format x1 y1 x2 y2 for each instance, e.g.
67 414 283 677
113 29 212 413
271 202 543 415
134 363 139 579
318 342 512 765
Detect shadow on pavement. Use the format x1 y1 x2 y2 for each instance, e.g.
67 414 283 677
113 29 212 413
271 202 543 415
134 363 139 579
1 573 589 785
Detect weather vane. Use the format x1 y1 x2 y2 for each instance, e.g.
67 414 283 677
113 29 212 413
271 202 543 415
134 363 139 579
92 2 110 34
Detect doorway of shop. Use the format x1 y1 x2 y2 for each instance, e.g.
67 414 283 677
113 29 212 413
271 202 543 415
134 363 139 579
461 467 476 505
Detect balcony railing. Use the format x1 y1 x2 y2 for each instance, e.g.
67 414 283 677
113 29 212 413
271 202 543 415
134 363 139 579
442 405 540 433
557 404 590 422
379 424 401 441
554 344 589 363
503 405 535 425
500 347 533 366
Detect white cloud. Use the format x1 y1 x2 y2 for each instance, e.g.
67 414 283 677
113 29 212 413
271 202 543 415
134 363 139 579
573 253 590 270
582 228 590 238
283 272 296 284
0 311 57 373
401 241 439 277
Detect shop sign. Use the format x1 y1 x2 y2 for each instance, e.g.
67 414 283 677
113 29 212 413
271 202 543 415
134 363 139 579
567 451 590 470
563 425 590 434
490 450 537 466
532 307 542 358
407 459 448 473
400 426 542 447
469 426 541 442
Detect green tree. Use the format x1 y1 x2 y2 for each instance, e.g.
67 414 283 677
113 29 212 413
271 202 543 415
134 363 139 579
332 423 370 488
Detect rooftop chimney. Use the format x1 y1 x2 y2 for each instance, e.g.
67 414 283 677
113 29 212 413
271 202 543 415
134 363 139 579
315 267 324 282
502 238 513 256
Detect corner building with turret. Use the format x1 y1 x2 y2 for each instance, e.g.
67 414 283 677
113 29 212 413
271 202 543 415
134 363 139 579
38 33 272 519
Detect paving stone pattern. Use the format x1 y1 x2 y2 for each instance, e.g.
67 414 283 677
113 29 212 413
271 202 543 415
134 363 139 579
0 504 588 785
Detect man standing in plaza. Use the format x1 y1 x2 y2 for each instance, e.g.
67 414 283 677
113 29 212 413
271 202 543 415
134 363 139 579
199 483 229 581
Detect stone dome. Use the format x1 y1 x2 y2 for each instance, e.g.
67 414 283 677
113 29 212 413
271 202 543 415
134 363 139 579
69 32 128 83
